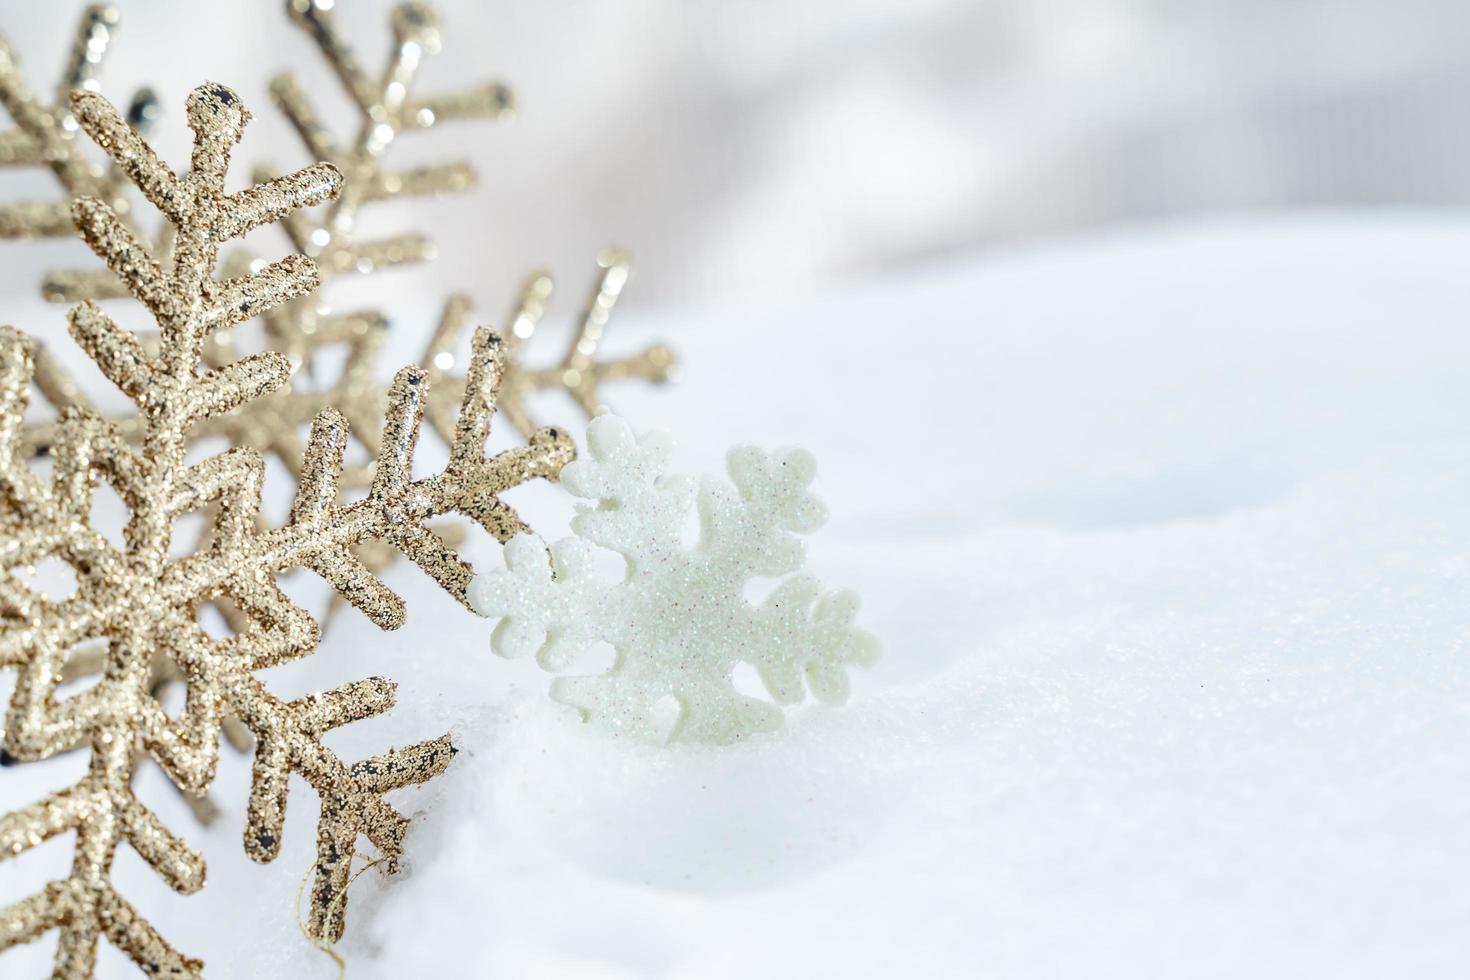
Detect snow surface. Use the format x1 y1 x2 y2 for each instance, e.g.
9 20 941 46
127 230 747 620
5 213 1470 977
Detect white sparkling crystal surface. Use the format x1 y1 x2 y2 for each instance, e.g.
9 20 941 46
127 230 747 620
467 416 880 743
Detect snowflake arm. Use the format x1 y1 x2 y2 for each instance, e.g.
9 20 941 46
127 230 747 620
470 415 880 744
273 0 508 278
751 578 882 705
562 414 695 562
0 6 158 240
494 248 677 440
468 535 609 671
696 444 827 579
420 251 678 446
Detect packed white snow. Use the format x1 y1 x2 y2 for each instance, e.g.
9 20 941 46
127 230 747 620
4 214 1470 977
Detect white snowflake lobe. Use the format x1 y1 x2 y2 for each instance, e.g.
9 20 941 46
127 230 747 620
467 416 880 743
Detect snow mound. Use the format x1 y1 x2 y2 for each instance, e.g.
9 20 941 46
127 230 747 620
5 213 1469 977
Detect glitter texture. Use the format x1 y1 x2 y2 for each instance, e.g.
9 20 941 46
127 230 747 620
154 0 512 600
459 247 678 440
268 0 509 282
15 5 673 470
243 0 512 406
20 0 508 462
5 2 592 821
0 4 159 241
0 84 573 975
467 416 879 744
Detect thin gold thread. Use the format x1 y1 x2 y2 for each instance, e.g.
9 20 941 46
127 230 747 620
295 849 388 978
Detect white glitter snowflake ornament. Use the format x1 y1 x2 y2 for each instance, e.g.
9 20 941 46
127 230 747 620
467 416 880 743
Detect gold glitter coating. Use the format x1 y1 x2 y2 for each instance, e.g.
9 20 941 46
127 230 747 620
249 0 511 388
0 84 573 976
0 641 252 825
16 6 673 478
21 0 508 463
270 0 510 280
11 1 521 803
231 0 517 532
0 5 159 241
425 248 677 441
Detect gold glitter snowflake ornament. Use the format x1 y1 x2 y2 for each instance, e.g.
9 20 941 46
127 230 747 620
0 83 572 976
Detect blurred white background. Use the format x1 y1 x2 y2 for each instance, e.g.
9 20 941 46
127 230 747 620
4 0 1469 314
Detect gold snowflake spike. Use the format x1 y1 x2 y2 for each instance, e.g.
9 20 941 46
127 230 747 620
0 638 252 825
23 1 512 465
272 0 511 279
0 83 570 975
0 5 159 240
40 221 178 304
192 296 470 622
200 290 391 483
0 4 172 307
13 340 142 458
427 247 678 441
239 330 571 947
187 0 517 498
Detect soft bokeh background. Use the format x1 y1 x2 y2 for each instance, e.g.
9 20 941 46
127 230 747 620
3 0 1470 312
